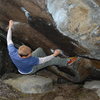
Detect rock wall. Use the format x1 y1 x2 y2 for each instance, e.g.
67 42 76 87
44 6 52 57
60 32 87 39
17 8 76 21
0 0 99 59
0 0 99 81
47 0 100 60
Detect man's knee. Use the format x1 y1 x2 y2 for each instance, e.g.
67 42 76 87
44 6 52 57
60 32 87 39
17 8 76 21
37 47 44 52
38 47 43 50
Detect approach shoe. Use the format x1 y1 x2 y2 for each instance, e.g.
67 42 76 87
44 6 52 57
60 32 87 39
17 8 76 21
67 57 78 65
21 7 30 18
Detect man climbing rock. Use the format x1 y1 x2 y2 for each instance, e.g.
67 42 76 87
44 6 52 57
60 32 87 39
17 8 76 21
7 20 78 74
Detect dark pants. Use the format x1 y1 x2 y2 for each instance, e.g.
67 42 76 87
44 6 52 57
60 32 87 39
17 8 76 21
30 48 68 74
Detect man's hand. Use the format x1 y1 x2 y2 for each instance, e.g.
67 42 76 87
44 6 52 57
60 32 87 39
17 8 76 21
53 49 61 56
9 20 14 29
7 20 14 45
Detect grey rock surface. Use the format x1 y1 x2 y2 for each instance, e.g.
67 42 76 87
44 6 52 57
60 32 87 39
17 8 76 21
47 0 100 60
84 81 100 89
4 75 53 94
97 89 100 98
84 80 100 97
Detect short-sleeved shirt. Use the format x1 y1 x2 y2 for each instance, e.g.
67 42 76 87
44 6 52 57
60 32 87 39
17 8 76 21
7 44 39 74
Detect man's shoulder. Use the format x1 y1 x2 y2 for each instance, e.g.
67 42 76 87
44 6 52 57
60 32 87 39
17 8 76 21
8 43 17 54
8 43 15 50
8 43 14 47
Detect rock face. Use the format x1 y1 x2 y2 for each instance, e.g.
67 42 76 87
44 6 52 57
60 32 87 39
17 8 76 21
0 0 99 82
97 89 100 98
84 81 100 89
0 0 99 59
47 0 100 60
84 80 100 97
4 75 53 94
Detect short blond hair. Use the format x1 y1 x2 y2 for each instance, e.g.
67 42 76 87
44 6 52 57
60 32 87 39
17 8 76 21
18 45 32 56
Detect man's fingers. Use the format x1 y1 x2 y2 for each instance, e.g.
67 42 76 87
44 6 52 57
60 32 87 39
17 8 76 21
9 20 14 27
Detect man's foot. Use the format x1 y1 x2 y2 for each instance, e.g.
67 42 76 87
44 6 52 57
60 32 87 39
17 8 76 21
21 7 27 12
67 57 78 65
21 7 30 18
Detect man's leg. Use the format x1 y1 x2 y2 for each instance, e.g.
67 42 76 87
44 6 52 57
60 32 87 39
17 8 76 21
32 47 46 57
31 56 68 74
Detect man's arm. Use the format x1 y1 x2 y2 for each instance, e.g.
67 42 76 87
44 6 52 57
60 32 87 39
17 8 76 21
39 55 54 64
39 49 61 64
7 20 14 45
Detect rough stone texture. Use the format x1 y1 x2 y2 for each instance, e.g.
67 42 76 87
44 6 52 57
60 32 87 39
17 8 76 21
97 89 100 98
84 80 100 97
36 69 58 82
84 81 100 89
47 0 100 60
0 0 99 60
0 0 99 82
0 79 99 100
54 96 65 100
0 79 22 99
4 75 53 94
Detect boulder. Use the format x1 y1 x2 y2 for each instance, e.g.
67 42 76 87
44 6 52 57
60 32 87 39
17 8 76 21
84 80 100 97
47 0 100 60
97 89 100 98
4 75 53 94
84 81 100 89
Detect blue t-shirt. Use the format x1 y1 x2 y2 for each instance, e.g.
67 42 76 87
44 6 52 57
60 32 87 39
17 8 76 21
8 44 39 74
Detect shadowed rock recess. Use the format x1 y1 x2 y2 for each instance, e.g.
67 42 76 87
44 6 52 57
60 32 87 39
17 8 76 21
0 0 100 83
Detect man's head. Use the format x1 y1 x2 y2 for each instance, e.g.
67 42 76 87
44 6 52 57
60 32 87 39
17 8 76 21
18 45 32 57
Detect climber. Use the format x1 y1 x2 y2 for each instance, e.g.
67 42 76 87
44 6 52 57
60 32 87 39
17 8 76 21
7 20 78 75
